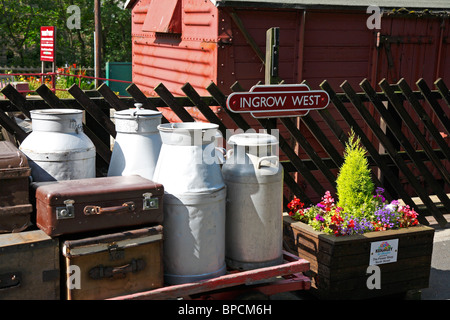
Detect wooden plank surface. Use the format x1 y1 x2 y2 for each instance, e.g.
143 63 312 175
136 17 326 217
110 252 310 300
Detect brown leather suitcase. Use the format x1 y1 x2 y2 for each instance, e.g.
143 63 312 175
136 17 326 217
62 225 163 300
0 141 32 233
34 175 163 237
0 229 60 300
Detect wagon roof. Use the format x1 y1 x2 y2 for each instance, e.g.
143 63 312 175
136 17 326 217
209 0 450 10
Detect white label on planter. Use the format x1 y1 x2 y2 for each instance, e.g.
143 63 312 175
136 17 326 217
369 239 399 265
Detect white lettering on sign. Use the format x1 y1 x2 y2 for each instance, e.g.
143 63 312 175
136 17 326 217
239 94 323 109
291 94 322 106
240 96 286 108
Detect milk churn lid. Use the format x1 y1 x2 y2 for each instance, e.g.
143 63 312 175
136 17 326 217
114 103 162 119
228 133 278 147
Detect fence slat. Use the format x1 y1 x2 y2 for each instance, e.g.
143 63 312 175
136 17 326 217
206 82 251 131
282 168 311 204
397 79 450 185
380 80 450 209
301 80 348 149
279 117 337 191
0 84 32 119
154 83 195 122
359 79 426 210
377 80 449 226
434 78 450 110
415 79 450 147
97 83 129 111
300 114 344 169
35 84 112 165
125 83 169 124
361 81 444 223
68 84 117 138
0 111 28 143
182 82 228 137
345 80 436 211
420 79 450 136
339 81 398 200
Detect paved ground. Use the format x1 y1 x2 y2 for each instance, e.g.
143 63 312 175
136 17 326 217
421 219 450 300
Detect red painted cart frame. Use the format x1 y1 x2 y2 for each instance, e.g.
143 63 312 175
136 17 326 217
110 251 310 300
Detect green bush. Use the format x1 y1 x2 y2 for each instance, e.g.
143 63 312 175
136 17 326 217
336 130 374 214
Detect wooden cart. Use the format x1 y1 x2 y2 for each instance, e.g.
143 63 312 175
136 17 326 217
110 251 310 300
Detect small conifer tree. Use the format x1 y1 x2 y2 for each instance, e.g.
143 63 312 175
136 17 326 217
336 130 374 213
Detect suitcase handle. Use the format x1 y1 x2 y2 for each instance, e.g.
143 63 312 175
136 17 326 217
84 201 136 215
0 272 21 291
89 259 146 280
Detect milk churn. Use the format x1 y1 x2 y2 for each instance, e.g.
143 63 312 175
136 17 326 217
222 133 283 270
153 122 226 285
108 103 162 180
19 109 95 182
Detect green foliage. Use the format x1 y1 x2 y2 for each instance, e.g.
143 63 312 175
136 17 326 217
336 130 374 214
0 0 131 67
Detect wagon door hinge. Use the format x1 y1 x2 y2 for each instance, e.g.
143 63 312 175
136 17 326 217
218 34 233 45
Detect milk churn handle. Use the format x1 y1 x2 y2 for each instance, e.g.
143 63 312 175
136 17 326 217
216 147 226 156
257 156 279 169
225 148 233 160
132 103 143 118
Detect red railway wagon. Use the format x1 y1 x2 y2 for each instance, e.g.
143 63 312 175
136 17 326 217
126 0 450 98
125 0 450 202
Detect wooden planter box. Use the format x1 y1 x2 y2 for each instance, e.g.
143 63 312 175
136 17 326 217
283 215 435 299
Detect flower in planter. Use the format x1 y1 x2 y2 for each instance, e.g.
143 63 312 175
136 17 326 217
287 131 420 236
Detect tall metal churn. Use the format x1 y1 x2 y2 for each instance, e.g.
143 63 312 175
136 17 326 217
222 132 283 270
153 123 226 285
19 109 96 182
108 103 162 180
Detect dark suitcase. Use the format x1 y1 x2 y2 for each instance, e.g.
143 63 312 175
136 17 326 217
34 175 163 237
62 225 163 300
0 229 60 299
0 141 32 233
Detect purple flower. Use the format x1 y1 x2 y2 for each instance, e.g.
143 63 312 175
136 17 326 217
374 205 401 229
315 214 325 222
341 213 375 235
376 187 385 195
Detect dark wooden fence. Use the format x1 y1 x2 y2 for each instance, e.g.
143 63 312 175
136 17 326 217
0 78 449 227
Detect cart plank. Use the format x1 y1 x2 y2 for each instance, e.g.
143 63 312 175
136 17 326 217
110 252 310 300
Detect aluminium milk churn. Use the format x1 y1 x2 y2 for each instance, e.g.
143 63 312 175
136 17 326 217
20 109 95 182
222 133 283 270
108 103 162 180
153 122 226 285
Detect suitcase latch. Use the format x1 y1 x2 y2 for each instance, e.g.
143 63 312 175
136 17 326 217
108 244 125 260
143 193 159 210
56 199 75 220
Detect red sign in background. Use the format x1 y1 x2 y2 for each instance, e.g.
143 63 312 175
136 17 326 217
40 26 55 62
226 84 330 118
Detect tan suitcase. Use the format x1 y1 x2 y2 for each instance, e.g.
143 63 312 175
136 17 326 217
0 140 32 233
0 229 60 299
62 225 163 300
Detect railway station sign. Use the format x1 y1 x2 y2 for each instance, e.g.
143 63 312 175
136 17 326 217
226 84 330 118
40 26 56 62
